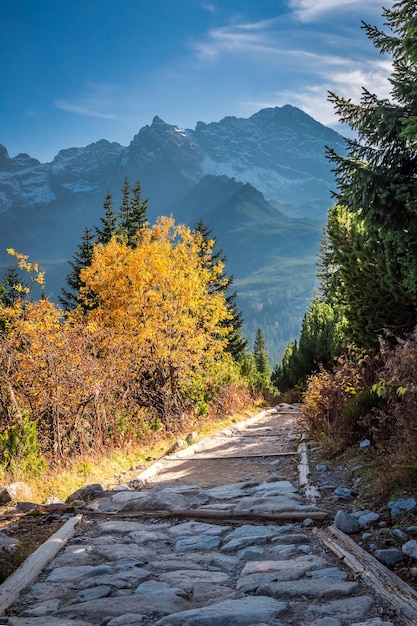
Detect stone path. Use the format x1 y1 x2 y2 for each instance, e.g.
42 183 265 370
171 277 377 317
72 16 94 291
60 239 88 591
2 406 400 625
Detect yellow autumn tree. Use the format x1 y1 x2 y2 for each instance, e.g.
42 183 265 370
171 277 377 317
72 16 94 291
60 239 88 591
77 217 232 420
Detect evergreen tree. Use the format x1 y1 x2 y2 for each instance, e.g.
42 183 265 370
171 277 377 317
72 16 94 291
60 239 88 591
193 219 248 361
253 328 271 378
326 1 417 347
130 181 149 240
271 340 300 392
95 190 118 245
59 227 96 311
0 266 27 307
118 177 149 246
118 176 131 240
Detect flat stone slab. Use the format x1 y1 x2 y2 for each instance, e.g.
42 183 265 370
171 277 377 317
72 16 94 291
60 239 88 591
152 596 289 625
56 593 191 620
256 578 360 599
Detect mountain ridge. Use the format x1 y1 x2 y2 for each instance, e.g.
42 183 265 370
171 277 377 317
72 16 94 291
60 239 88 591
0 105 344 363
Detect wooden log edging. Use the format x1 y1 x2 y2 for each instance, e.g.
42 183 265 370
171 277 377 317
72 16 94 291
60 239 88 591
297 435 321 502
0 514 82 616
317 524 417 626
84 507 329 523
163 452 300 461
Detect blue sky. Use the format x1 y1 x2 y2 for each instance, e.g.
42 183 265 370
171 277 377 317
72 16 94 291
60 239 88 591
2 0 394 163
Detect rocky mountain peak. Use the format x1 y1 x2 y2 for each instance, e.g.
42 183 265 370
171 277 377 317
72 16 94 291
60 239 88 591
0 144 11 171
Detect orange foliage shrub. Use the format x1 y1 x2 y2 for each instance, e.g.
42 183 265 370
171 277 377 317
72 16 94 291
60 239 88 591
0 222 243 462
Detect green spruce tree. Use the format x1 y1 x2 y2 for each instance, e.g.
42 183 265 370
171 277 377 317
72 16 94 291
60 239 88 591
95 190 118 245
325 0 417 347
253 328 271 378
194 219 248 361
0 266 27 307
59 226 96 311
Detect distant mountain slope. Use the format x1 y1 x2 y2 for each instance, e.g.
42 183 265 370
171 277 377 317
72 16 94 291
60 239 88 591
0 106 344 363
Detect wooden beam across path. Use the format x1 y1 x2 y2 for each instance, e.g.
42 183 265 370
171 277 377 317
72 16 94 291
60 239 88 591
163 451 300 460
317 524 417 626
83 507 329 522
0 514 83 616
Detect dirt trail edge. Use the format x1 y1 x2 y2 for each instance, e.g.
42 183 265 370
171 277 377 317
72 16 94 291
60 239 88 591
0 404 407 625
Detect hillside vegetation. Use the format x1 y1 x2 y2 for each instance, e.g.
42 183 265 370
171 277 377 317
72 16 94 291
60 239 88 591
274 0 417 494
0 205 272 487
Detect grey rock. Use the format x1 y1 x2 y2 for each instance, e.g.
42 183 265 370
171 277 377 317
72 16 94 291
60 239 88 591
168 520 228 537
152 596 289 625
273 533 311 544
44 495 64 505
234 494 319 514
120 489 188 512
298 544 313 554
392 528 407 540
310 619 342 626
0 531 18 559
171 439 188 451
95 520 166 535
185 431 198 444
307 567 347 580
356 512 380 528
0 481 32 503
107 616 145 626
250 480 298 495
225 524 282 541
238 546 265 559
402 539 417 559
316 464 328 471
67 483 104 503
84 564 114 577
237 569 304 592
57 594 190 619
135 579 190 600
77 585 112 601
374 548 404 566
332 487 354 501
203 484 249 500
307 596 374 620
46 566 98 582
388 497 417 517
257 578 359 599
270 544 298 557
334 510 360 534
240 555 327 577
91 543 148 561
175 535 221 552
21 599 61 616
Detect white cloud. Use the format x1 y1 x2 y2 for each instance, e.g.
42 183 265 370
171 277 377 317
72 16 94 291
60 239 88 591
55 100 118 119
245 57 393 130
201 2 216 12
55 83 119 120
288 0 391 22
